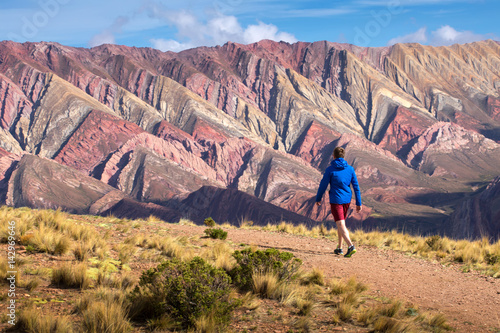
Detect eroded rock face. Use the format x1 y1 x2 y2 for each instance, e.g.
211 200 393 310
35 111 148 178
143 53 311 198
0 149 21 204
403 122 500 179
376 106 435 155
0 40 499 237
487 96 500 122
54 109 144 174
0 74 32 130
6 154 124 214
290 121 341 170
449 176 500 240
174 186 316 226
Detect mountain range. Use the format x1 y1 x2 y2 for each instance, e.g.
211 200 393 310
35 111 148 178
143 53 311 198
0 39 499 239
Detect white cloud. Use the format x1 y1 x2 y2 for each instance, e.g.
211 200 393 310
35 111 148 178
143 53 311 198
88 16 129 47
387 27 427 45
150 38 195 52
147 7 297 52
243 21 297 44
88 30 115 47
430 25 488 46
387 25 495 47
207 15 244 45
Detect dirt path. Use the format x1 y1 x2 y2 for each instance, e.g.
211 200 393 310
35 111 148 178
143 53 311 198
171 224 500 332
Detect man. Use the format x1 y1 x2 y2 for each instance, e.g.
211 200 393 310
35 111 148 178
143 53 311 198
315 147 362 258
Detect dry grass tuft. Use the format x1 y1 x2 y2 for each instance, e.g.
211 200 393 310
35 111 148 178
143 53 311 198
147 315 177 331
116 244 136 265
51 263 91 289
27 224 71 255
357 307 377 326
300 267 325 286
336 301 355 322
427 313 451 331
159 236 185 259
296 298 315 316
193 312 220 333
294 316 313 332
14 307 74 333
19 276 41 292
372 316 407 333
341 292 360 306
73 241 92 261
97 271 136 291
379 300 403 318
252 272 279 298
201 241 235 271
81 299 131 333
328 278 349 295
239 291 260 311
328 276 367 297
75 287 131 333
178 218 196 226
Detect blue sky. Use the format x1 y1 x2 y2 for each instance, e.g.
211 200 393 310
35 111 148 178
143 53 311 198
0 0 498 51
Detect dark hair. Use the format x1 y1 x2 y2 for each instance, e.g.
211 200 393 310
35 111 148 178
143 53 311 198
333 147 345 159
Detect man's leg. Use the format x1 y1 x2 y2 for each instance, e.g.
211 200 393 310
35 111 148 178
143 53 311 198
336 220 343 249
336 220 353 247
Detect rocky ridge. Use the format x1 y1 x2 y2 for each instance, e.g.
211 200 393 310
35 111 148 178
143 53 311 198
0 39 499 237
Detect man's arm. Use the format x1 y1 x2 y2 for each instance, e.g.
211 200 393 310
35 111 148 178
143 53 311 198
315 168 331 205
351 168 362 207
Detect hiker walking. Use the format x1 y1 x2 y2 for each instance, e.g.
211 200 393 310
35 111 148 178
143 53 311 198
315 147 362 257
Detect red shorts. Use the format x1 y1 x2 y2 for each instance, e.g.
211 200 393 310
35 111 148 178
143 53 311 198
330 203 350 221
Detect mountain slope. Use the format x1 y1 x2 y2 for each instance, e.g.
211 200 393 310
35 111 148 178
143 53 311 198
0 39 499 238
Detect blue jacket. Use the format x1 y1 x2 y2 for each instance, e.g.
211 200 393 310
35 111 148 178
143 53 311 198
315 158 362 206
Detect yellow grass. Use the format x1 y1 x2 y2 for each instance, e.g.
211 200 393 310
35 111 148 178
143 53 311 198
247 219 500 277
51 263 91 289
15 307 74 333
252 272 280 298
116 243 136 265
193 312 219 333
300 267 326 286
0 206 461 333
239 291 261 311
201 241 235 271
81 299 131 333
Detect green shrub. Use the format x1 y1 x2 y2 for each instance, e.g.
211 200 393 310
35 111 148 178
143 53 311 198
204 227 228 240
425 235 449 252
204 217 216 227
230 248 302 291
485 252 500 265
129 257 235 330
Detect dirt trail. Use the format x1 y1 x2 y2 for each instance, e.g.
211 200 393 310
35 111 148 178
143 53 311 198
171 224 500 332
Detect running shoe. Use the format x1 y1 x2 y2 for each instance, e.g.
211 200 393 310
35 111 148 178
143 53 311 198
344 245 357 258
334 248 343 255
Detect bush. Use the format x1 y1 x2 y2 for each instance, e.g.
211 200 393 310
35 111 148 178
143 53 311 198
204 217 216 227
129 257 235 330
425 235 449 252
204 227 228 240
230 248 302 291
485 252 500 265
